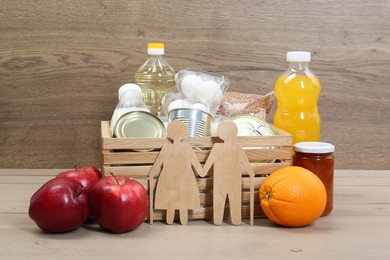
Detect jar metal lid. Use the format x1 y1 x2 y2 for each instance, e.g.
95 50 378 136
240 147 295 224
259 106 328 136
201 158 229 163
294 142 335 153
114 111 166 138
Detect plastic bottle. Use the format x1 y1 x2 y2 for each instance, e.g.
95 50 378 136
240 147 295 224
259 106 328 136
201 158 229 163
273 51 321 145
135 43 176 117
110 83 149 136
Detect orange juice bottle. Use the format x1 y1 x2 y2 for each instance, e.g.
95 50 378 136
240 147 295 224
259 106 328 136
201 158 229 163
273 51 321 145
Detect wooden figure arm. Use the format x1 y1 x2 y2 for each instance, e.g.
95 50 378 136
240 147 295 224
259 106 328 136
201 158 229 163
149 149 165 179
240 148 255 178
202 146 218 177
240 148 255 225
148 148 165 224
191 152 204 177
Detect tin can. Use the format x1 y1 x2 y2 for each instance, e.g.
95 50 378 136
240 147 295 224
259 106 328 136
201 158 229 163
231 115 276 163
167 108 212 137
230 115 276 136
114 111 166 138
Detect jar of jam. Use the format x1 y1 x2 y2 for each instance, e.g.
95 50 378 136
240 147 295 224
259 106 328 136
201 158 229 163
293 142 335 216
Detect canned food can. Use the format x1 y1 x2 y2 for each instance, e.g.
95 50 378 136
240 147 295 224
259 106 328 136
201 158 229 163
231 115 276 163
230 115 276 136
167 108 212 137
114 111 166 138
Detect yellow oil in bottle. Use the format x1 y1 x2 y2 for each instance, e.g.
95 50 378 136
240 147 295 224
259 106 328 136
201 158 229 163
273 51 321 145
135 43 176 116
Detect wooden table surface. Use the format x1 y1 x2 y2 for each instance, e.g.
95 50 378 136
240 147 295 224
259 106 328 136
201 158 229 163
1 169 389 259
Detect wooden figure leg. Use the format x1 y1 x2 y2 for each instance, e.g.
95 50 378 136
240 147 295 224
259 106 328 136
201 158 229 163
166 208 175 225
179 209 188 225
213 192 227 225
229 192 242 225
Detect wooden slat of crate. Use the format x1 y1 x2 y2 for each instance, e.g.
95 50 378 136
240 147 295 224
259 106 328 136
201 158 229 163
120 176 268 191
102 148 291 165
129 177 266 220
101 121 291 150
102 136 291 150
100 120 291 221
102 162 290 178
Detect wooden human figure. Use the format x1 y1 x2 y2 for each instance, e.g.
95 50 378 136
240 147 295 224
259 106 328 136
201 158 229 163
149 120 205 225
203 120 255 225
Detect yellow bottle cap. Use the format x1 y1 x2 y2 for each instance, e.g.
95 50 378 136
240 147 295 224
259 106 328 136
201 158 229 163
148 43 165 55
148 43 164 49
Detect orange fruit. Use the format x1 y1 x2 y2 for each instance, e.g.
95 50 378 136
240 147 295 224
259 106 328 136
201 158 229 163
259 166 327 227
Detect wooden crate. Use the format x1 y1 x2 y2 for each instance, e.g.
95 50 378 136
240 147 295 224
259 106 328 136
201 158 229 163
101 120 292 222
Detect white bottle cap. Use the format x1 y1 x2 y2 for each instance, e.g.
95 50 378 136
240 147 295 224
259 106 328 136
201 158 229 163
286 51 311 62
118 83 142 100
147 43 164 55
294 142 335 153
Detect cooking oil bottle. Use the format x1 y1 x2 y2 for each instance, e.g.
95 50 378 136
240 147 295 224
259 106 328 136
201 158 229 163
135 43 176 117
273 51 321 145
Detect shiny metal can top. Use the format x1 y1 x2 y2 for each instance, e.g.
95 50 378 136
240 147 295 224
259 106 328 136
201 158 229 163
114 111 166 138
230 115 276 136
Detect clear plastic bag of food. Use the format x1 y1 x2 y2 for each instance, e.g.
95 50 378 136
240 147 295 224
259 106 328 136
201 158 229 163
216 91 275 120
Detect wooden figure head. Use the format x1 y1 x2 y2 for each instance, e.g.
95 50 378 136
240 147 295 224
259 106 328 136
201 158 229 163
167 120 187 142
217 120 238 142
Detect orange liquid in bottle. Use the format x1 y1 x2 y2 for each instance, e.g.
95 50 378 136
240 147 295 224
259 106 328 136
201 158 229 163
273 53 321 145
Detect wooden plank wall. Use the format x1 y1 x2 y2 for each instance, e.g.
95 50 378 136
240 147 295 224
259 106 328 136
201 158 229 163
0 0 389 169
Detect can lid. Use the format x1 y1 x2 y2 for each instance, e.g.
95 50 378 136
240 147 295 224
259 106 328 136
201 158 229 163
231 115 276 136
286 51 311 62
294 142 335 153
147 43 164 55
114 111 166 138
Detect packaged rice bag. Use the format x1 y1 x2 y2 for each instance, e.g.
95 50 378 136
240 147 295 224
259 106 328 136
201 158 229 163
216 91 275 120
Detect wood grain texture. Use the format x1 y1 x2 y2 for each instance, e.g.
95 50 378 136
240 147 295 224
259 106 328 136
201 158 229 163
0 1 389 169
0 169 389 259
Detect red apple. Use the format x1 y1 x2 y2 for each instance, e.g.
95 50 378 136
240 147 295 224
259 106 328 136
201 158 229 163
57 166 102 198
29 177 89 233
90 175 148 233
